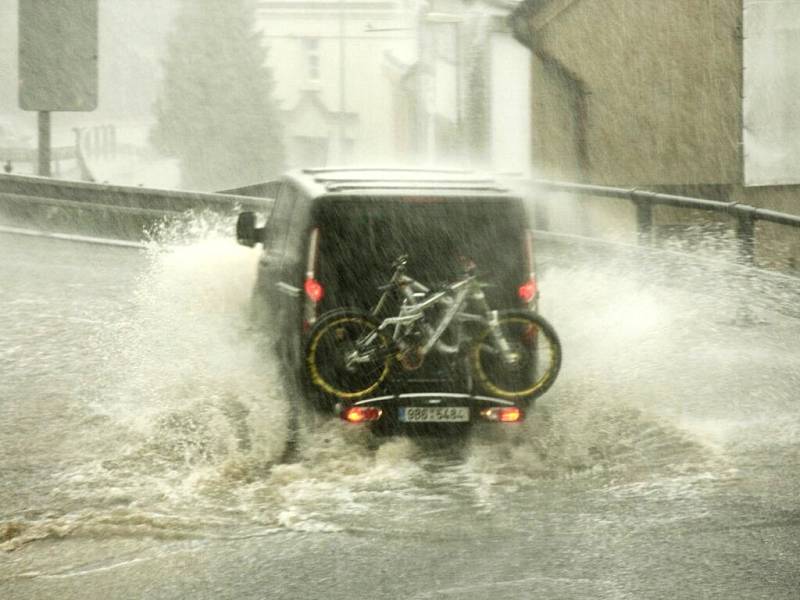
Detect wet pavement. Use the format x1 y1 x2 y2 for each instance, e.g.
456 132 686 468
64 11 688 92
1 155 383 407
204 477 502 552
1 223 798 599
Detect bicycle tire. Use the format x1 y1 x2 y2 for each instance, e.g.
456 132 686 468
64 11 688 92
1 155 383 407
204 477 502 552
305 309 392 400
470 310 562 400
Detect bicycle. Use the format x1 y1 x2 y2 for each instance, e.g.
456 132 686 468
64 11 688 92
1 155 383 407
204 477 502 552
305 255 562 402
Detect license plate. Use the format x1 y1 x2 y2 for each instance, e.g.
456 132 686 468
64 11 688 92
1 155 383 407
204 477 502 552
398 406 470 423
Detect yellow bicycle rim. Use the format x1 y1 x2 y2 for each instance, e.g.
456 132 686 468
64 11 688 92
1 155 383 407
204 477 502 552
471 316 558 400
307 316 391 400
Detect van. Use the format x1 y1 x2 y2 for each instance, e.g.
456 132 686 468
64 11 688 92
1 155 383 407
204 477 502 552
236 168 547 430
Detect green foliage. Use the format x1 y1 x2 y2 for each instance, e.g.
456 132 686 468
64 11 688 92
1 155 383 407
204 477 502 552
151 0 285 191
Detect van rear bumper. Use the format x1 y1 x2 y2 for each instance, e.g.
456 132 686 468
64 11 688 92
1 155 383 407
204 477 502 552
335 392 524 427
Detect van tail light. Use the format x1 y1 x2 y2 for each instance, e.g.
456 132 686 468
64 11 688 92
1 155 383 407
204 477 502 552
518 277 538 303
520 229 538 305
304 277 324 303
480 406 523 423
304 227 322 329
341 406 383 423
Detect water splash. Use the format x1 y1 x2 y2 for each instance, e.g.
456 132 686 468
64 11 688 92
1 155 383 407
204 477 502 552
3 214 798 552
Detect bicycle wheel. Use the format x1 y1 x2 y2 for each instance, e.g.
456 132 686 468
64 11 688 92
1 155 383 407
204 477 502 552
305 309 392 400
470 310 562 400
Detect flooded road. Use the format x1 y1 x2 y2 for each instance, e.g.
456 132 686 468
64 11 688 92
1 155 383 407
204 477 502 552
1 221 799 599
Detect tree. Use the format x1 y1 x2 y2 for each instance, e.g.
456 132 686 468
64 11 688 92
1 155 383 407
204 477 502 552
151 0 285 191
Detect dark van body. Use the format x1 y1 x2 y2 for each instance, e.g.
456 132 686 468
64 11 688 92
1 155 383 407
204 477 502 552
237 168 540 430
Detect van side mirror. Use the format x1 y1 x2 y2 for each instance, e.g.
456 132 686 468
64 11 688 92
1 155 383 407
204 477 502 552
236 211 265 247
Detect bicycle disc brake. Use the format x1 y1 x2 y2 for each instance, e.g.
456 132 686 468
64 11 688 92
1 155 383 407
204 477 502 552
397 345 425 370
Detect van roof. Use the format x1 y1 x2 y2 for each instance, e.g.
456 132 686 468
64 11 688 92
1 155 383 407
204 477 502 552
284 167 513 199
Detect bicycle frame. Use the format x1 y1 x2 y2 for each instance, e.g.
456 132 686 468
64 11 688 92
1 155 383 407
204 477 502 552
360 262 514 364
308 255 561 404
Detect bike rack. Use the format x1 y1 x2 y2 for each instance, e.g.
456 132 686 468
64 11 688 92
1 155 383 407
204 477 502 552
349 392 517 408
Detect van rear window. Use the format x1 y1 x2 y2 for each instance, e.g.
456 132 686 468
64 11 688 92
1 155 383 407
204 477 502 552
314 197 527 310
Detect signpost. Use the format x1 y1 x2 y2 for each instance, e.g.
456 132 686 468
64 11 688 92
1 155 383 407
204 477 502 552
18 0 98 176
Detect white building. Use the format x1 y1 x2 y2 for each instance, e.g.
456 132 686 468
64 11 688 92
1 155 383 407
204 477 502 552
256 0 531 174
395 0 532 174
256 0 416 167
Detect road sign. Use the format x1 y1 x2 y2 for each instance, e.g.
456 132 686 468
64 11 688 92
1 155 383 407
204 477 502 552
18 0 98 112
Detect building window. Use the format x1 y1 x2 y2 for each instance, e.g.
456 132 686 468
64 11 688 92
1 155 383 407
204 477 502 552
303 38 320 82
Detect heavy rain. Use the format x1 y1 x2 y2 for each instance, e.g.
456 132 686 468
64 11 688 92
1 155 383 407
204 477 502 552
1 1 799 599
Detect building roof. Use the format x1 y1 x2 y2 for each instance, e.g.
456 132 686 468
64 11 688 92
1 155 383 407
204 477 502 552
510 0 581 42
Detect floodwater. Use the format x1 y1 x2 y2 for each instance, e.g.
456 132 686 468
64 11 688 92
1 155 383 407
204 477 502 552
1 219 799 599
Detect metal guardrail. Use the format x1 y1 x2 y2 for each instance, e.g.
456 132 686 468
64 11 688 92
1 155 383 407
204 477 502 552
527 179 800 265
0 173 273 241
2 172 798 272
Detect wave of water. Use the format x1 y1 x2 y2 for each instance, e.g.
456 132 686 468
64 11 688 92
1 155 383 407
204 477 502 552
2 217 798 552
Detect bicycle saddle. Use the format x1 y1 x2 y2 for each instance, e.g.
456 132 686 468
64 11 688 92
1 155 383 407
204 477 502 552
391 254 409 270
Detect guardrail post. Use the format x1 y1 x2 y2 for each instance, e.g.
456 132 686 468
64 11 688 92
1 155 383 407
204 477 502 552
735 206 756 266
632 191 653 243
730 204 760 325
38 111 51 177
